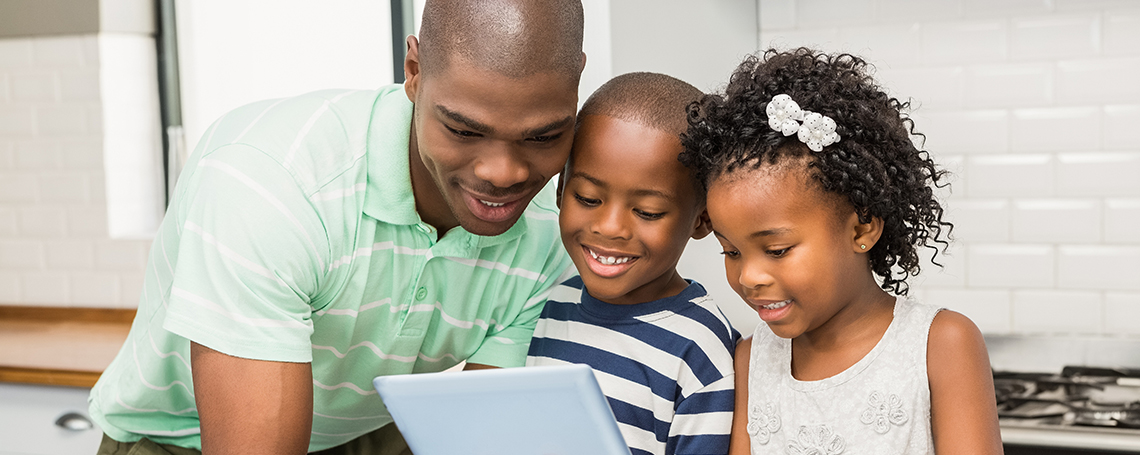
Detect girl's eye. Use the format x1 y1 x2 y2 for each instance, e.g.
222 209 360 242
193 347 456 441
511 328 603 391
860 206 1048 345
634 209 665 220
573 194 600 207
445 125 478 138
767 247 792 258
719 250 740 259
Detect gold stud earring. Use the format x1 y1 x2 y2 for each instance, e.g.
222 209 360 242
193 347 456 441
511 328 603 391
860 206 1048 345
860 244 867 250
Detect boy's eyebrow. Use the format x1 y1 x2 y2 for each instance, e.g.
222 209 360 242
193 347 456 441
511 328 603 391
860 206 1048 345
569 171 674 200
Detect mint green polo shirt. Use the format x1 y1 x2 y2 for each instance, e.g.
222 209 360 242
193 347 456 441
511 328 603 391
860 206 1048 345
88 86 574 451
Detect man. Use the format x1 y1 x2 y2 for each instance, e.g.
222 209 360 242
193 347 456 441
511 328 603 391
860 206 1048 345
89 1 584 453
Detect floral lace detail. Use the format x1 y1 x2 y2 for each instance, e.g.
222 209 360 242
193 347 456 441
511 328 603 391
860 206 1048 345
748 401 782 444
859 390 909 434
785 424 845 455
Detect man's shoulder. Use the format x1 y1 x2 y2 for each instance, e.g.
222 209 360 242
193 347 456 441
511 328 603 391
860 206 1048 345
194 86 407 194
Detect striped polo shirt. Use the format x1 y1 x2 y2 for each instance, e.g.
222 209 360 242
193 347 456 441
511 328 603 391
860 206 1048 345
88 85 574 452
527 277 740 455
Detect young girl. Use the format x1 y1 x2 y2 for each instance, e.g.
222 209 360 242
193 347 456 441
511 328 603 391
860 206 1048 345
680 48 1003 454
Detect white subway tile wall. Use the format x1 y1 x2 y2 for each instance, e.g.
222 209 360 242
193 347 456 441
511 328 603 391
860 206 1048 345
0 35 149 308
761 0 1140 336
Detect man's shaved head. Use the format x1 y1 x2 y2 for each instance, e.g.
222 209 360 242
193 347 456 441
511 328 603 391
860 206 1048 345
579 72 703 136
417 0 584 80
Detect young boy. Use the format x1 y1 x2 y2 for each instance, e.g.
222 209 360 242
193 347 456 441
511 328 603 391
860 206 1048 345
527 72 740 455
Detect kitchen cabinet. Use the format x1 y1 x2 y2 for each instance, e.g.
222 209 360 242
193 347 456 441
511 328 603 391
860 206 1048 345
0 383 102 455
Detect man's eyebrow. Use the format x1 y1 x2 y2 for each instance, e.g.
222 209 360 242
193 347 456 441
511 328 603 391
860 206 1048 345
522 116 574 138
436 105 493 134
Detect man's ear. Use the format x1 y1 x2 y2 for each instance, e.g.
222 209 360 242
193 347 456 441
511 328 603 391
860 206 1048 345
851 211 884 253
691 210 713 240
580 52 588 74
404 35 422 102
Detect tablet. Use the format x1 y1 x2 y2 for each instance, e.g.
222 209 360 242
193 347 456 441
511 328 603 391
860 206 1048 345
372 364 631 455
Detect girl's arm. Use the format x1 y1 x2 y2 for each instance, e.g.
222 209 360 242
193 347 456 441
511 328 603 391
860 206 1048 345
927 310 1004 454
727 338 752 455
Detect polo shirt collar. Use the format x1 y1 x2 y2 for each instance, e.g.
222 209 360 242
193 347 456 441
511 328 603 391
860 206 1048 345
362 85 528 247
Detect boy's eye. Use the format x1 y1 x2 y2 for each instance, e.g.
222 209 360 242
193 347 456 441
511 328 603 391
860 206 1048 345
767 247 792 258
445 125 479 138
719 250 740 259
634 209 665 220
573 193 600 207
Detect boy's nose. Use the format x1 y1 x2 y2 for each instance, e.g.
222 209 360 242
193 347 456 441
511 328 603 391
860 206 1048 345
473 143 529 189
591 207 631 240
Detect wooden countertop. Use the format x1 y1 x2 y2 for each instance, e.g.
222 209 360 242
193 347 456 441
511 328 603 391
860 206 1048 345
0 306 134 387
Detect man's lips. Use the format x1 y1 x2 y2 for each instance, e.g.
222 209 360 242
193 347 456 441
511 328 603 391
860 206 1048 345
461 188 529 223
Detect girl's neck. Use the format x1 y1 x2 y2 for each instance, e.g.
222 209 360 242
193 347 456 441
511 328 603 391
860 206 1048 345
790 283 896 381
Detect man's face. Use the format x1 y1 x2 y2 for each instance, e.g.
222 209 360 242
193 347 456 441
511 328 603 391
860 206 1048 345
405 52 580 237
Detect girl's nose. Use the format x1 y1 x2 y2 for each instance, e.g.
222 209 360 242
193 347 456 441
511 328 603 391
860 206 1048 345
738 258 774 290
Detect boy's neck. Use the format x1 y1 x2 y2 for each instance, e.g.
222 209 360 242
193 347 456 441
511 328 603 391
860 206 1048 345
585 269 690 306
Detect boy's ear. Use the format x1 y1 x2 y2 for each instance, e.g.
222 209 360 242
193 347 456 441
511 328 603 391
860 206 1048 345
851 211 884 253
555 172 565 209
691 210 713 240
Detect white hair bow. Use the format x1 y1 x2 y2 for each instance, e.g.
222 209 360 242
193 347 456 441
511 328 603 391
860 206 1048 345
765 94 841 152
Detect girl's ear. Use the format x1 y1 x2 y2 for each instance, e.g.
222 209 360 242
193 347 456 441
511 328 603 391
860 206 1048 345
691 210 713 240
852 211 884 253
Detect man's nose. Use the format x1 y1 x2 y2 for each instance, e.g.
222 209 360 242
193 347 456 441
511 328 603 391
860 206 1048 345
473 143 528 190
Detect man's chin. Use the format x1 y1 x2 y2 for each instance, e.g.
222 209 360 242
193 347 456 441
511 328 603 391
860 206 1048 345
457 215 522 237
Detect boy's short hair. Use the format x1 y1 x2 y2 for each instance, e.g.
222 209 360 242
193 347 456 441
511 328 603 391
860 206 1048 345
578 72 702 137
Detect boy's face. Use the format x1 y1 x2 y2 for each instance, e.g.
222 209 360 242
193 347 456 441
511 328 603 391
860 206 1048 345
559 115 710 305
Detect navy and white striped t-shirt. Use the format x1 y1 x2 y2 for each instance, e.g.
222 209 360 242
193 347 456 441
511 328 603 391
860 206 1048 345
527 277 740 455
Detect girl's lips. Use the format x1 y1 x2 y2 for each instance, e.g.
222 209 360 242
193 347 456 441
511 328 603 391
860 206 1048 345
752 298 794 323
581 245 639 278
461 190 526 223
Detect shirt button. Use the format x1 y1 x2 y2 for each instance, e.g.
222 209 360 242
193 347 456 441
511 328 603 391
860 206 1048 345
415 287 427 300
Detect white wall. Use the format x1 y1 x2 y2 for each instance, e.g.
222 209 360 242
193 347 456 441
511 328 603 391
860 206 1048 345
756 0 1140 337
175 0 394 158
0 34 153 308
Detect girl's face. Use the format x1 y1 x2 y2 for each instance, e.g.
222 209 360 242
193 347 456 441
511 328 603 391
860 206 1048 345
707 164 870 340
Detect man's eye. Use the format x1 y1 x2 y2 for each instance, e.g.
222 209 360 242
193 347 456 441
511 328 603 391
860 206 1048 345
573 194 600 206
527 133 561 143
445 125 478 138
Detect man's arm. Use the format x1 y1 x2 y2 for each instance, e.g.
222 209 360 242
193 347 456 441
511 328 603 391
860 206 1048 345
192 342 314 455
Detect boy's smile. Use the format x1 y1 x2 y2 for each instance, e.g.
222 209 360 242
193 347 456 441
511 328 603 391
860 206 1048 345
559 115 709 305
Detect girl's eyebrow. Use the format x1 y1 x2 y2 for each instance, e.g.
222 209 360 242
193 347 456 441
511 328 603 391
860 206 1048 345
751 227 792 239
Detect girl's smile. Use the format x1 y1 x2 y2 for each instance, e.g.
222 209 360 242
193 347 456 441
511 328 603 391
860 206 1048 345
706 160 891 343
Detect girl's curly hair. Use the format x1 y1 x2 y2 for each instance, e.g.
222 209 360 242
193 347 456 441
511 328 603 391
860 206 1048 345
679 48 952 295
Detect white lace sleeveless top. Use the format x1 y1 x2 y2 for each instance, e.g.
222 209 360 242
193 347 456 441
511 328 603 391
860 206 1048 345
747 296 942 455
